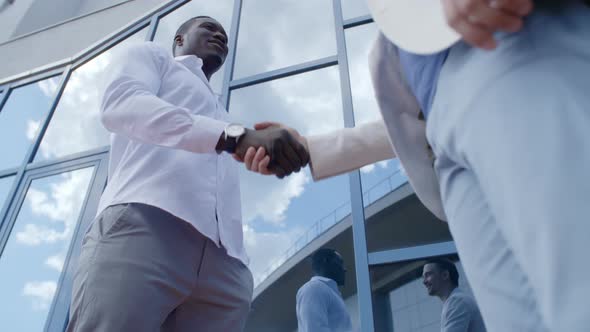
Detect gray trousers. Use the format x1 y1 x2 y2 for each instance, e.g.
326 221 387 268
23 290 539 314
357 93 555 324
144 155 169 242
66 203 253 332
427 3 590 331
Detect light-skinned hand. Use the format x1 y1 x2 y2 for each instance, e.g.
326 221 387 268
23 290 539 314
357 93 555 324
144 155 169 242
441 0 533 50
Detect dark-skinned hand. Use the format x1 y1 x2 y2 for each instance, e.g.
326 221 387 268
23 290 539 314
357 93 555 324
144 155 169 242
234 127 309 178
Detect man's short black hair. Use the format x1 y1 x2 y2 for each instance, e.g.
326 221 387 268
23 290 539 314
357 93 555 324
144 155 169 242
311 248 338 272
426 259 459 287
172 15 212 54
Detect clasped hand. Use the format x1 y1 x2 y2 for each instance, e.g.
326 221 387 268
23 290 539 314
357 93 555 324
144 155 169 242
233 122 308 178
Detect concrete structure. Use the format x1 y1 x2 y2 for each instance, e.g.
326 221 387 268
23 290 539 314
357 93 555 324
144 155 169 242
0 1 467 331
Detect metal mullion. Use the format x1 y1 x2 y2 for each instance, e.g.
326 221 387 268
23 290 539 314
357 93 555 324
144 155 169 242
0 168 18 178
8 67 68 90
0 84 11 111
146 14 160 42
44 157 105 332
332 0 375 331
73 20 151 70
22 65 73 165
0 166 22 238
368 242 458 266
73 0 192 69
25 146 110 173
0 171 32 257
154 0 191 20
343 14 373 29
25 159 102 181
229 56 338 91
221 0 243 108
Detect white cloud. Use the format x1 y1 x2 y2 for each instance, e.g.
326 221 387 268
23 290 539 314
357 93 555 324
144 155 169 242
360 164 375 174
241 171 310 224
36 36 145 160
26 119 41 141
15 224 64 246
243 224 304 285
16 168 94 246
377 160 390 169
22 281 57 311
37 76 60 99
235 0 336 78
45 254 65 272
360 159 390 174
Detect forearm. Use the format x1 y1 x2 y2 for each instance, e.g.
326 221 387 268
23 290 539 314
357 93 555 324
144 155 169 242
307 121 395 181
101 87 227 153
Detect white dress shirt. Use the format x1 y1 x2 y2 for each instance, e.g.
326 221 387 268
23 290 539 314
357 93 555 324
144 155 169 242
296 276 353 332
96 42 248 265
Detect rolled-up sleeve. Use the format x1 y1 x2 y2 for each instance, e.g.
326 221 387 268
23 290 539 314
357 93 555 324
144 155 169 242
100 43 227 153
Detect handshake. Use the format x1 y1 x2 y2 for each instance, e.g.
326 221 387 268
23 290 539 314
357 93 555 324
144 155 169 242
232 122 308 178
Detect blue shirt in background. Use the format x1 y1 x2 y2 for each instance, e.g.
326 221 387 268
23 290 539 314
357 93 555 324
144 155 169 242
398 49 449 119
296 276 353 332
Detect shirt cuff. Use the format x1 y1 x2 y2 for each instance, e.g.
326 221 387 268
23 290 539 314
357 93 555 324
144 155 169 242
182 115 228 153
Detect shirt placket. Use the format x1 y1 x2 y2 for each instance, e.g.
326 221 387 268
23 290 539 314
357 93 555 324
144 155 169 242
214 100 224 248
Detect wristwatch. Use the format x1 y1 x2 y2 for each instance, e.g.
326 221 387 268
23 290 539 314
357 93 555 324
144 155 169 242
219 123 246 153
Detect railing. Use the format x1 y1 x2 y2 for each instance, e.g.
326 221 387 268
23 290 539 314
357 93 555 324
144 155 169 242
254 169 409 286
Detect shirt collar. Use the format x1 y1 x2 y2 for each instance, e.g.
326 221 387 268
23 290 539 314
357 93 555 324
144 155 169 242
444 287 460 303
174 55 213 88
311 276 339 293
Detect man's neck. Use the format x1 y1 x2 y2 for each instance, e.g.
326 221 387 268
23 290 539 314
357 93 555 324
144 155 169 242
438 285 457 302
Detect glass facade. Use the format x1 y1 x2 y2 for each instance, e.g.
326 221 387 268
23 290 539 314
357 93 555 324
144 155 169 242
234 0 337 79
0 176 15 211
229 67 353 285
0 168 94 332
0 77 61 169
35 27 149 162
0 1 457 331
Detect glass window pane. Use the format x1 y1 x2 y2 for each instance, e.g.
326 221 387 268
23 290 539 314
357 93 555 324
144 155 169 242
0 77 61 169
0 167 95 331
229 67 351 285
245 231 360 332
341 0 371 20
234 0 337 78
371 257 474 332
35 28 148 162
152 0 234 94
345 23 407 206
0 176 16 210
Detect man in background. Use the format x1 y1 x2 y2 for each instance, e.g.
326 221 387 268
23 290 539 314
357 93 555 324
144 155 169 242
297 248 352 332
422 259 486 332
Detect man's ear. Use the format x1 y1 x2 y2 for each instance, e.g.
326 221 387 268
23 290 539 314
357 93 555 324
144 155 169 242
442 270 450 281
174 35 183 47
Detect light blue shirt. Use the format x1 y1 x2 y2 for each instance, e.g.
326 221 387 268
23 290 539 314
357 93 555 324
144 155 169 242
441 288 487 332
398 49 449 119
296 276 352 332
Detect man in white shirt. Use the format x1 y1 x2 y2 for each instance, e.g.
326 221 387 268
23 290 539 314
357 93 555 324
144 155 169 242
297 248 353 332
66 16 308 332
422 260 486 332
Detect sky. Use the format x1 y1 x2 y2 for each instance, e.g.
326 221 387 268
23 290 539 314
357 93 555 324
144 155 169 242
0 0 408 328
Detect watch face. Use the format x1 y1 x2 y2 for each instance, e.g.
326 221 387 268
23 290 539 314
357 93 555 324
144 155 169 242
226 124 245 137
